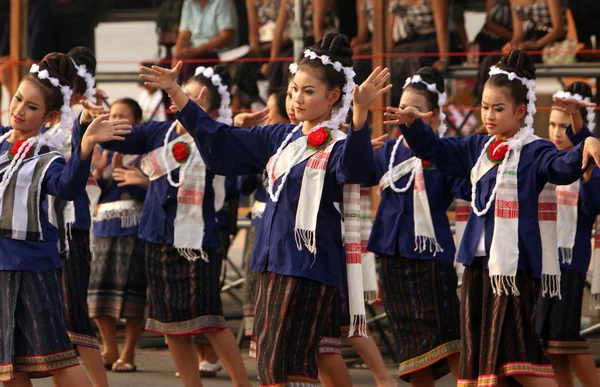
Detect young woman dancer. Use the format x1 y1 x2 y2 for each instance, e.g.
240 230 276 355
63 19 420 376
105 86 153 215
75 66 250 387
141 32 391 386
366 66 470 386
43 46 110 387
535 82 600 387
0 52 130 387
87 98 148 373
383 49 600 387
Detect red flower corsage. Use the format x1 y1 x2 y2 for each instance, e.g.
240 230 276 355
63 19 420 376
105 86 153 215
307 127 332 149
172 142 191 163
421 159 435 170
487 140 509 164
8 139 34 159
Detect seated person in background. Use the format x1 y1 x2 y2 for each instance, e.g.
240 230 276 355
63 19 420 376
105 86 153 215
475 0 513 54
173 0 238 80
352 0 374 85
503 0 566 60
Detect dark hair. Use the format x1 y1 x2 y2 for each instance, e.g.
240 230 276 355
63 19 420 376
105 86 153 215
298 32 353 105
23 52 77 113
564 81 593 121
403 67 445 110
485 49 536 106
113 98 143 123
187 65 231 111
269 87 288 120
67 46 96 95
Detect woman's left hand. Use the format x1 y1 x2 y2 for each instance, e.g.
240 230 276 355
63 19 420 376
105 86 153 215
113 167 150 189
371 134 388 151
353 66 393 109
80 115 132 160
582 137 600 169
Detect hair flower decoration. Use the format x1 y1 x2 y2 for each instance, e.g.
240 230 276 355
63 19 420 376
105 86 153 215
194 66 233 125
403 74 448 138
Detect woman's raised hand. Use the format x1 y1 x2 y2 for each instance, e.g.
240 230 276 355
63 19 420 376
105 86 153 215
582 137 600 170
140 61 183 94
353 66 393 108
80 115 132 160
552 95 596 116
384 106 433 127
80 100 109 126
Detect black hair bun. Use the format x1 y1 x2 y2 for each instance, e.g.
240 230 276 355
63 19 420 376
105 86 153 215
566 81 593 100
39 52 77 87
497 49 536 80
67 46 97 76
311 32 353 67
415 66 445 94
213 64 231 88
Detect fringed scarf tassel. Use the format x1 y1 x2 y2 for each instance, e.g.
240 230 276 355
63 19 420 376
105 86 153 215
542 273 561 299
414 235 444 256
490 274 520 296
178 248 209 263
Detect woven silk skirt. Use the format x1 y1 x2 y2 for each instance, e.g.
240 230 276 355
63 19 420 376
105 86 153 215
536 267 590 355
380 256 461 382
250 272 335 387
62 229 100 349
144 242 227 334
458 256 553 387
88 235 147 320
0 270 79 382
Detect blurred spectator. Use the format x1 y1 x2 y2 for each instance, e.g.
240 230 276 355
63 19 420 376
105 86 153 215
475 0 512 55
566 0 600 62
173 0 238 80
352 0 374 85
388 0 464 106
267 0 337 90
335 0 357 39
503 0 567 60
50 0 106 54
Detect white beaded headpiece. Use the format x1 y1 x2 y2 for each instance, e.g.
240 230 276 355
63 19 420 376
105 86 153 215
194 66 233 125
264 49 356 203
468 66 538 217
403 74 448 137
29 63 74 130
71 59 96 104
552 90 596 133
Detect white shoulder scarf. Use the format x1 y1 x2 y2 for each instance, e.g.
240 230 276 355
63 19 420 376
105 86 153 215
141 125 225 261
471 135 560 298
267 130 368 337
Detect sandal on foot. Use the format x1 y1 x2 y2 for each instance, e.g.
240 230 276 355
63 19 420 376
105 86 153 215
112 359 137 373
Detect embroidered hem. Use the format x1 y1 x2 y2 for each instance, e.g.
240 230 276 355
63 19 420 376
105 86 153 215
457 362 554 387
318 336 343 355
0 349 79 382
67 331 100 349
398 340 460 377
145 315 227 334
544 339 590 355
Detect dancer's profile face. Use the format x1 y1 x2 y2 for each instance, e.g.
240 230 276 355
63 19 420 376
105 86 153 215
286 84 299 125
399 88 437 128
267 93 289 125
10 79 57 137
290 69 340 125
481 85 526 141
548 109 574 151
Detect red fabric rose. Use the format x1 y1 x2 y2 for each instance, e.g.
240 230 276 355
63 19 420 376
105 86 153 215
9 139 33 159
307 127 331 149
172 142 190 163
422 159 432 168
488 140 508 163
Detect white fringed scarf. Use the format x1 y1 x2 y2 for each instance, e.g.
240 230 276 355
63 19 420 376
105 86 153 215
471 135 560 297
556 181 580 265
378 138 443 256
141 123 220 262
360 187 379 304
267 130 368 337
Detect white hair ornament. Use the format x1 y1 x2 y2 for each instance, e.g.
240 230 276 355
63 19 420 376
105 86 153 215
468 66 538 217
552 90 596 133
402 74 448 138
71 59 96 104
30 63 74 131
265 49 356 203
194 66 233 125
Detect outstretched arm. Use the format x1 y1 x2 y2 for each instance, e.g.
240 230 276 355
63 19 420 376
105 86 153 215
384 106 486 178
536 137 600 185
